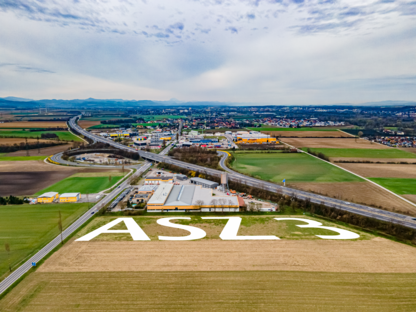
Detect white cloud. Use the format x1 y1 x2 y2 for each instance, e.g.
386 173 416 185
0 0 415 103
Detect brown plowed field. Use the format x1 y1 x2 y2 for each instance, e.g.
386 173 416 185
0 121 68 128
263 131 352 138
403 195 416 203
4 143 73 156
78 120 101 129
282 138 390 149
400 148 416 155
332 157 416 163
337 163 416 178
288 181 416 215
39 239 416 273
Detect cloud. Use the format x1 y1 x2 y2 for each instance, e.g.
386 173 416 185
226 26 238 33
0 63 54 73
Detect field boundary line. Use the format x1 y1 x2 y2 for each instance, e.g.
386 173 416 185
67 120 89 143
99 168 134 194
337 129 356 137
280 140 416 209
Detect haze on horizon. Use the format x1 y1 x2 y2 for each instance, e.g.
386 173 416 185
0 0 415 105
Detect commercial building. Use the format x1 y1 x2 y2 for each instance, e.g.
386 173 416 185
59 193 81 203
235 132 278 144
144 176 174 185
137 185 159 194
147 184 240 212
190 177 219 189
37 192 59 203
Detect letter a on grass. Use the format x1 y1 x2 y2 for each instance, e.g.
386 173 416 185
76 218 150 241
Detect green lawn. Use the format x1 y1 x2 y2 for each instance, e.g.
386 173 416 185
0 130 82 141
369 178 416 195
0 203 90 281
0 155 46 161
247 127 338 131
231 152 362 183
34 175 125 195
304 148 416 158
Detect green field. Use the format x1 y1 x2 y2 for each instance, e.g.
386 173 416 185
0 155 46 161
369 178 416 195
247 127 338 131
0 203 90 281
231 152 362 183
34 174 125 195
88 124 122 129
304 148 416 158
0 130 82 141
2 271 416 311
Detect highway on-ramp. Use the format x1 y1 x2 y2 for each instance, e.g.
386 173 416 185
68 116 416 229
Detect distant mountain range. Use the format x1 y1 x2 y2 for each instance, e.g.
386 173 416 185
0 97 415 108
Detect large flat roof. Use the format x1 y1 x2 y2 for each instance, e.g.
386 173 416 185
38 192 58 198
148 183 174 205
60 193 80 197
165 185 195 206
190 177 219 186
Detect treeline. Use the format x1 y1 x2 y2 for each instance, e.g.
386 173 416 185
29 127 67 132
40 133 59 139
238 144 288 150
0 141 66 153
307 148 330 161
159 161 416 245
101 119 137 125
0 195 28 205
168 146 221 169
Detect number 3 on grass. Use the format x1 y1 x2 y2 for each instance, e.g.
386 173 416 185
274 218 360 240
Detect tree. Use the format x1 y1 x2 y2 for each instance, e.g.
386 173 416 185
358 131 363 138
109 175 112 183
58 211 63 245
194 199 204 210
218 198 227 213
5 242 11 272
122 165 125 174
210 199 218 212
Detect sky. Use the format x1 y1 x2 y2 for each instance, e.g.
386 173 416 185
0 0 415 105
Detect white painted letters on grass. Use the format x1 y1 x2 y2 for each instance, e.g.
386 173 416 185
157 217 207 241
76 217 151 241
275 218 360 240
201 217 280 240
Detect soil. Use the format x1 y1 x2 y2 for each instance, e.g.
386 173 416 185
0 138 53 145
337 163 416 178
282 138 390 149
0 121 68 128
39 238 416 273
331 157 416 163
403 195 416 203
5 143 73 156
288 181 416 215
263 131 352 138
400 148 416 155
78 120 101 129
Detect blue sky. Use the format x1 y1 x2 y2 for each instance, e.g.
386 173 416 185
0 0 415 104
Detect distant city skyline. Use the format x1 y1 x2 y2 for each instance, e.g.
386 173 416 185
0 0 415 104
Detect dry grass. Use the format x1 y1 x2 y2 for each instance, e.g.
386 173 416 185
78 120 101 129
264 131 352 138
282 138 390 149
0 121 68 128
0 138 53 145
289 181 416 215
337 163 416 178
5 144 73 157
331 157 416 163
2 271 416 311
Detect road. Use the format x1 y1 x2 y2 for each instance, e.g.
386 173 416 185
0 140 176 294
67 116 416 229
50 152 140 169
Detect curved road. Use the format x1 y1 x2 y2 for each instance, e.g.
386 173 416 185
50 152 140 169
68 115 416 229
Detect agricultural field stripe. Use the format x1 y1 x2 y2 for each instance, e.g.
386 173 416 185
0 162 151 295
281 141 416 209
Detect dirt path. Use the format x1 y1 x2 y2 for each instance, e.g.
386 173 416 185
39 238 416 274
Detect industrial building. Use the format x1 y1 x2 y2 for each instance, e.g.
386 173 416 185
144 176 174 185
147 184 240 212
137 185 159 194
234 132 278 144
37 192 59 203
190 177 219 189
59 193 80 203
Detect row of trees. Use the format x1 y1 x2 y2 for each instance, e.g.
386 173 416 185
168 146 221 169
0 141 65 153
0 195 28 205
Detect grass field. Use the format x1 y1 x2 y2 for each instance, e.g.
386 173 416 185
77 215 370 242
0 155 46 161
304 148 416 158
0 203 90 281
0 121 68 128
34 174 125 195
88 124 121 129
247 127 338 131
2 271 415 311
231 152 362 183
369 178 416 195
0 130 82 141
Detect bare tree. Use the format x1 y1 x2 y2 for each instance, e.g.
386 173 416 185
218 198 227 213
5 242 11 272
109 175 112 183
58 211 63 245
228 199 235 212
210 199 218 212
194 199 204 211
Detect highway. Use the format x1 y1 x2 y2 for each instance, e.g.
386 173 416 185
68 115 416 230
0 139 175 294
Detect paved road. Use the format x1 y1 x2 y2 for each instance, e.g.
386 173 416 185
0 148 164 294
50 152 140 169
